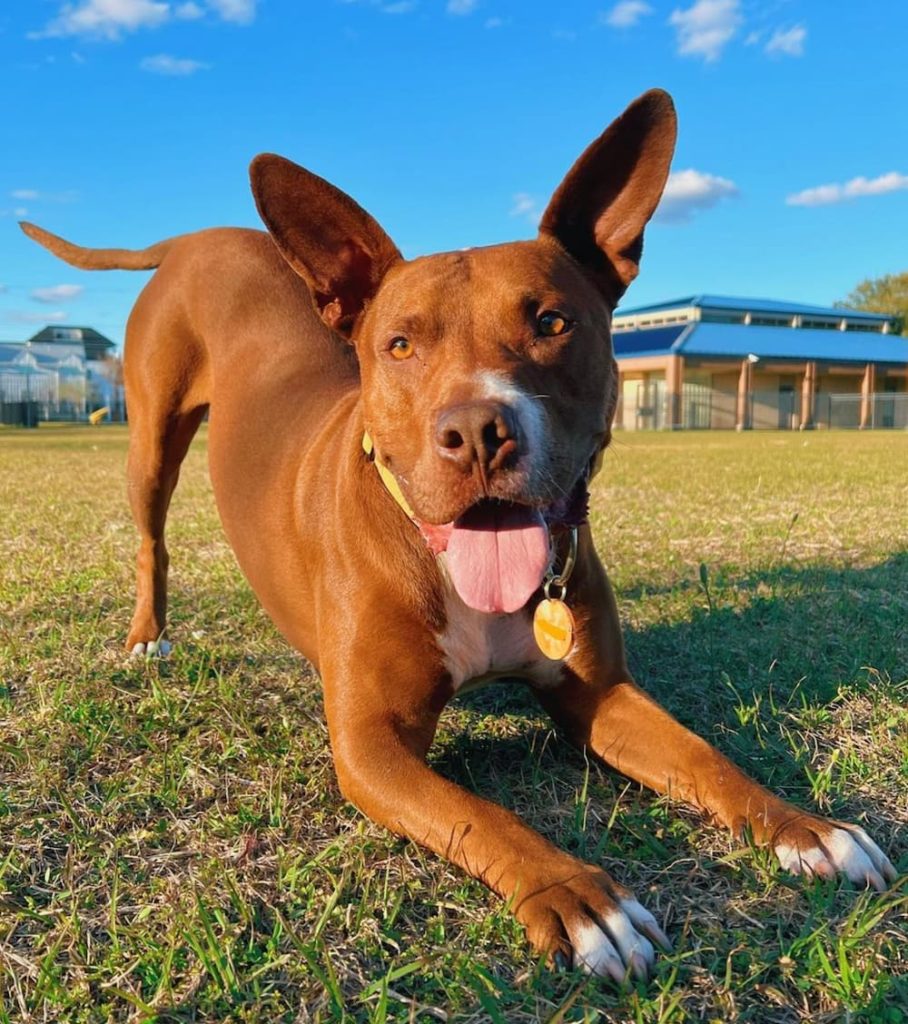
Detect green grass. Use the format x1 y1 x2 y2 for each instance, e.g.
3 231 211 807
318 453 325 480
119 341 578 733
1 424 906 1023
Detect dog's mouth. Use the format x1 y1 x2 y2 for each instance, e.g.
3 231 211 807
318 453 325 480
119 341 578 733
415 472 591 615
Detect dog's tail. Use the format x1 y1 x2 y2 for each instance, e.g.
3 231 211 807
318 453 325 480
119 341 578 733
19 221 175 271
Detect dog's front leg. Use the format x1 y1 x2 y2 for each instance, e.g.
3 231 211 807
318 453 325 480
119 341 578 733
319 635 669 980
534 539 897 891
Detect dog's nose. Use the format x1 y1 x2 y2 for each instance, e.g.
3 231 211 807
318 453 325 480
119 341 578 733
435 401 520 474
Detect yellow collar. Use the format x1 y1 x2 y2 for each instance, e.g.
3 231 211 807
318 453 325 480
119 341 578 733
362 431 416 520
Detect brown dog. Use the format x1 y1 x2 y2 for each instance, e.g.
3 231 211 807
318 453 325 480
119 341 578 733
22 90 895 981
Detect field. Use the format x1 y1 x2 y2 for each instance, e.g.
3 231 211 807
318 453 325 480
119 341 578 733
1 425 906 1023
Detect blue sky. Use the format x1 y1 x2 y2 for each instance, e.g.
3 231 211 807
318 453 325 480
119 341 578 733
2 0 907 347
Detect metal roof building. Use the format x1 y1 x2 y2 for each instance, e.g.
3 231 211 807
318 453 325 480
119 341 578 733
611 295 907 430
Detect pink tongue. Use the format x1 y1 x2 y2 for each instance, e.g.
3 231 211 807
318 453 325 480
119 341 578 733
445 504 550 614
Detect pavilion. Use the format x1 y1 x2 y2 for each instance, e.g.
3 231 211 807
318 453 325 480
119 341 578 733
612 295 907 429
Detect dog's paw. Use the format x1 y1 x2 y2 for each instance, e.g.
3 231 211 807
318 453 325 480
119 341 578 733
773 817 896 891
130 639 172 658
517 864 670 983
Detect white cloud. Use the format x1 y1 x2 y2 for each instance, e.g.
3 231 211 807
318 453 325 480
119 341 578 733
9 189 78 205
485 16 505 28
206 0 256 23
0 284 8 295
669 0 741 62
603 1 653 28
31 284 85 304
552 28 577 40
765 24 806 57
31 0 256 39
9 311 70 324
510 192 542 226
175 0 204 16
654 168 738 223
340 0 418 12
447 0 478 12
140 53 210 74
33 0 170 40
14 208 28 218
786 171 908 207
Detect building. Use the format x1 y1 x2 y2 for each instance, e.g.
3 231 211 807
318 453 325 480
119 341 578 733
0 325 123 424
613 295 908 430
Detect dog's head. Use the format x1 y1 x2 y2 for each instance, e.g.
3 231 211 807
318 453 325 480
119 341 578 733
251 90 676 612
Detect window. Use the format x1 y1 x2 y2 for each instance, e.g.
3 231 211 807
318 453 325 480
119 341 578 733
748 315 793 327
702 313 746 324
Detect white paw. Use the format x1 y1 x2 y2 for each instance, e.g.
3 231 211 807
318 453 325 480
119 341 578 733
130 639 172 658
775 825 897 891
570 899 669 982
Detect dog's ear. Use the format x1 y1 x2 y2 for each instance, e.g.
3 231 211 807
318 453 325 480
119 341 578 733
538 89 676 299
250 154 402 336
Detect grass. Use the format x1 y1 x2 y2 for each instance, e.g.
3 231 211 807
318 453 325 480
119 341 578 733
1 424 906 1023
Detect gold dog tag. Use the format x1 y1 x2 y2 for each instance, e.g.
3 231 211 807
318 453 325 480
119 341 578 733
533 598 575 661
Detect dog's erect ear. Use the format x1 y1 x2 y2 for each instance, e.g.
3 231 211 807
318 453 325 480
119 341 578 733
539 89 676 298
250 154 402 335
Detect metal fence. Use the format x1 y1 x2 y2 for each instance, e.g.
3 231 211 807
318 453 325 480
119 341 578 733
0 397 127 427
4 388 906 431
617 385 908 430
825 393 908 430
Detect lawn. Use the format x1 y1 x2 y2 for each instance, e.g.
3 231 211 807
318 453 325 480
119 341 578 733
1 425 906 1023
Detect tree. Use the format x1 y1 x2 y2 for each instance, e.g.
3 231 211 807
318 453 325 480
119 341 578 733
836 272 908 335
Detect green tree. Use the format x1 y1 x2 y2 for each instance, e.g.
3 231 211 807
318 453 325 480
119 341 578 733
836 272 908 335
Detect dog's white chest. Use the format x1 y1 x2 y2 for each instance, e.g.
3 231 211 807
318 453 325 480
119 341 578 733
437 583 563 693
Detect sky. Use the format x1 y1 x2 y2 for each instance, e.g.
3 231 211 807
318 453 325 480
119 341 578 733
1 0 907 348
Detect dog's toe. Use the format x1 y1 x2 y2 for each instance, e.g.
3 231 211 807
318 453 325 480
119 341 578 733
521 865 664 984
130 639 172 658
775 822 895 891
620 897 673 952
572 920 630 982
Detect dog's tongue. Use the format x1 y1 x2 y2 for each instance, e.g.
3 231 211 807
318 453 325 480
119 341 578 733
445 503 550 614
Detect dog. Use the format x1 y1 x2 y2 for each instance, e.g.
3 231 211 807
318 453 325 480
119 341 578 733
22 89 895 982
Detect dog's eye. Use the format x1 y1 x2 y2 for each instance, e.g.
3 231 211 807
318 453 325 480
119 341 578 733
389 337 414 360
537 311 572 337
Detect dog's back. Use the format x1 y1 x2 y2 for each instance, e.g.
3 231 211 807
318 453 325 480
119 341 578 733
22 223 359 418
23 221 362 655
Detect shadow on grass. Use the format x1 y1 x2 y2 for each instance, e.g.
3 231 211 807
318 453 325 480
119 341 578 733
619 551 908 762
434 552 908 863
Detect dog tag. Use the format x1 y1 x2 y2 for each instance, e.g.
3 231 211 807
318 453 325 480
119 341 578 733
533 598 575 661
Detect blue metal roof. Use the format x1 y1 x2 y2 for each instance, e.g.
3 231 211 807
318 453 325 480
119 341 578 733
612 322 908 365
681 323 907 363
617 294 892 322
612 324 689 356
